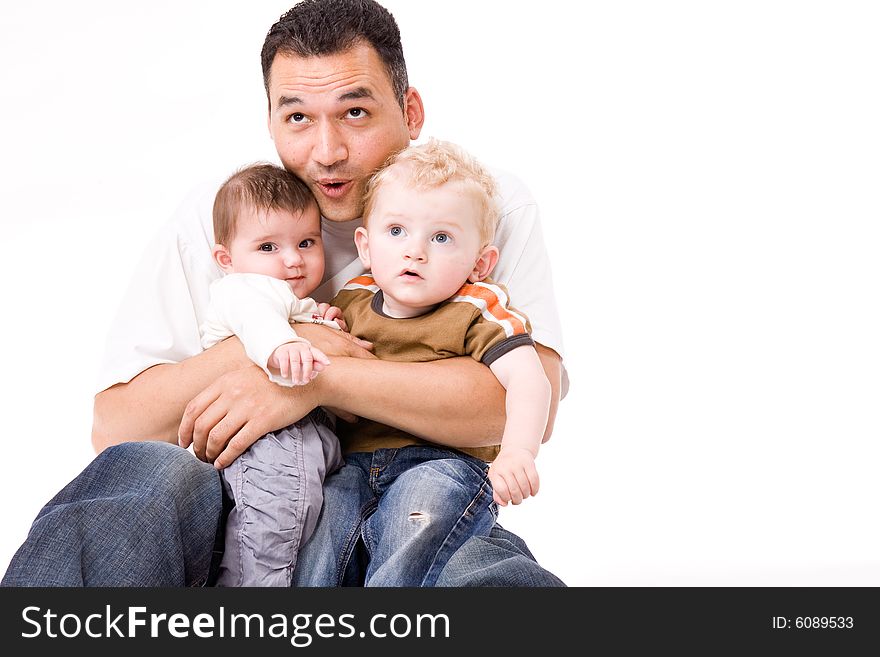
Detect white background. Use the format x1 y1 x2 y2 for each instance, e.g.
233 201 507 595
1 1 879 587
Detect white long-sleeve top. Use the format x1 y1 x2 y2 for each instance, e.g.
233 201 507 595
200 272 340 387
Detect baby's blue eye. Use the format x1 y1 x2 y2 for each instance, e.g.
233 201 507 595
433 233 450 244
389 226 403 236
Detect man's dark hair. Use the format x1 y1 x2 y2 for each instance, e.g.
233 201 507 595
261 0 409 108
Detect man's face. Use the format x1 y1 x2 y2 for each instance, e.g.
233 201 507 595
267 43 422 222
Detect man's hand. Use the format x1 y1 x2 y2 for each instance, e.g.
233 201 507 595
487 447 540 506
178 365 320 469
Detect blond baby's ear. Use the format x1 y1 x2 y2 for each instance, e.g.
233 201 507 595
468 245 499 283
354 227 372 269
212 244 234 273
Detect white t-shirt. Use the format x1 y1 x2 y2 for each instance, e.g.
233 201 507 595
96 169 568 396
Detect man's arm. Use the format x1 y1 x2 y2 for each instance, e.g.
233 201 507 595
536 343 563 443
91 337 252 451
176 351 505 467
91 325 374 453
324 356 507 445
317 342 562 447
182 338 563 468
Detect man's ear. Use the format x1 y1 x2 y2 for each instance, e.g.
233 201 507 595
212 244 234 273
403 87 425 140
267 101 273 141
354 227 371 269
468 245 499 282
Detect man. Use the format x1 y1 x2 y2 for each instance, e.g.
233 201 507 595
3 0 565 587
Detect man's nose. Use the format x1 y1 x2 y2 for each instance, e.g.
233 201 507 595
313 122 348 167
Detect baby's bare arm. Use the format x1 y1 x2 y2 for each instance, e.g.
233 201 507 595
487 345 552 505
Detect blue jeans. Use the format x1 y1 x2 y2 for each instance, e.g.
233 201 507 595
2 442 564 587
1 441 221 586
292 446 566 587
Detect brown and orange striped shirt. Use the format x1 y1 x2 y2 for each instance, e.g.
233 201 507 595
331 275 535 462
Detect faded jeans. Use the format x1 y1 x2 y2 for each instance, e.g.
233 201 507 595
293 446 566 587
2 442 564 587
1 441 221 586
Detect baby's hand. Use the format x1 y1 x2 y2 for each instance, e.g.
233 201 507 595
317 303 348 332
487 447 540 506
269 341 331 385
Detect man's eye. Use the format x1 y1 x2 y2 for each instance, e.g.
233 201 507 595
299 239 315 248
347 108 366 118
389 226 404 237
259 243 276 252
289 113 307 124
433 233 451 244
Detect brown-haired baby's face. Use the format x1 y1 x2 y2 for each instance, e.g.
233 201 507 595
223 203 324 298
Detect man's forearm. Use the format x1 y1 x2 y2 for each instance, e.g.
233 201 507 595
318 356 505 447
317 345 563 448
91 338 251 451
536 343 563 443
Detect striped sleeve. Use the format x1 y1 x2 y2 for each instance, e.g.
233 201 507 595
339 275 379 293
452 281 535 365
330 275 378 315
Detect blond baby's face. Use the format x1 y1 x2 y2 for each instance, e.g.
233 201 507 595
214 204 325 299
355 172 497 318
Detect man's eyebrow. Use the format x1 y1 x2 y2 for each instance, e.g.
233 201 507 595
338 87 375 102
276 95 303 109
275 88 374 109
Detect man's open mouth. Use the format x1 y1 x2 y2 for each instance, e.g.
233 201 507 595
315 180 351 198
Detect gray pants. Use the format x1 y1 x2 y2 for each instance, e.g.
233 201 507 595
216 409 342 587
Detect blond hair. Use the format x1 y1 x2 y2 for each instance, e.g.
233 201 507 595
362 139 500 246
213 163 317 246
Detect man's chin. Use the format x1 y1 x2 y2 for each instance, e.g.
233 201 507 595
318 202 363 223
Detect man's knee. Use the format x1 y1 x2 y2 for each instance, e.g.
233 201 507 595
96 441 219 503
436 534 567 587
97 440 187 466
